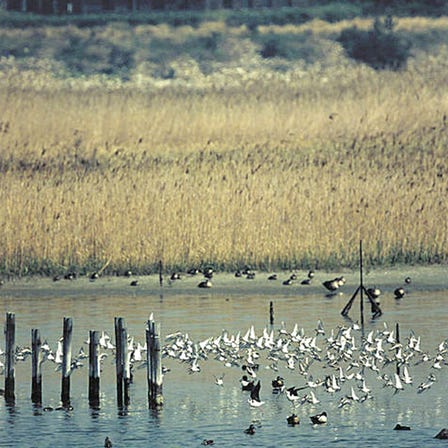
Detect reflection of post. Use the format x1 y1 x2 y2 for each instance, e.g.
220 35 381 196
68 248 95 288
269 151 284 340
159 260 163 287
61 317 73 408
31 328 42 405
89 330 100 409
147 319 163 407
269 301 274 325
5 312 15 404
359 240 364 328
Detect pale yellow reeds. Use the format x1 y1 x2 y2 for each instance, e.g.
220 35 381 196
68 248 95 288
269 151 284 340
0 24 447 274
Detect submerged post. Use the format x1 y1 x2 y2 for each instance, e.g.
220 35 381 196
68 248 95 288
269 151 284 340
89 330 100 409
146 319 163 408
31 328 42 405
269 301 274 325
61 317 73 408
114 317 125 408
5 312 15 403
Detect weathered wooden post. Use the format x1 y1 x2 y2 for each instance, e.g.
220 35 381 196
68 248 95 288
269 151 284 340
122 326 130 406
61 317 73 408
146 319 163 408
31 328 43 405
114 317 125 408
89 330 100 409
5 312 15 404
269 301 274 325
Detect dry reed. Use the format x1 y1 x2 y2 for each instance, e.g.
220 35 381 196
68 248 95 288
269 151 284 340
0 23 447 275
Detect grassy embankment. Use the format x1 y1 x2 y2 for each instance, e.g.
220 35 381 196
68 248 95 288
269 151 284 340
0 9 447 276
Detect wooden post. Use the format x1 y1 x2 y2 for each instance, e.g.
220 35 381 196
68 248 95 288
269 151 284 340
89 330 100 409
122 326 130 406
269 301 274 325
147 319 163 407
31 328 42 405
5 312 15 404
61 317 73 408
395 322 400 376
159 260 163 287
114 317 125 408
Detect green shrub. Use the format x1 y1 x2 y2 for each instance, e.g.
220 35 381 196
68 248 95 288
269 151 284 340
338 16 412 70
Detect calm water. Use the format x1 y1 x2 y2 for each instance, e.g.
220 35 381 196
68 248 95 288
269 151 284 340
0 266 447 447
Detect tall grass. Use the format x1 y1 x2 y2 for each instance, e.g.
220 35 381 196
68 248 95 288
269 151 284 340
0 21 447 276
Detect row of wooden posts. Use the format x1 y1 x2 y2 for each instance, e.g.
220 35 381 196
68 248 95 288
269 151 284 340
3 312 163 409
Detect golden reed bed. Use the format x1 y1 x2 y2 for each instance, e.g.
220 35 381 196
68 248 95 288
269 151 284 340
0 29 447 275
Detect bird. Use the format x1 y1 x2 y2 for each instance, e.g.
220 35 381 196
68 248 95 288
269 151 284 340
394 287 405 299
367 287 381 300
244 424 256 435
268 274 278 280
322 276 345 292
130 280 139 286
271 375 285 393
240 375 255 391
214 373 225 387
248 380 264 407
198 279 212 288
310 411 327 425
201 440 214 445
104 437 113 447
394 424 411 431
405 276 412 284
287 414 300 425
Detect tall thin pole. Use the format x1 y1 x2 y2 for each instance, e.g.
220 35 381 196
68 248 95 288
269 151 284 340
89 330 100 409
359 240 364 329
61 317 73 408
31 328 42 405
5 312 15 404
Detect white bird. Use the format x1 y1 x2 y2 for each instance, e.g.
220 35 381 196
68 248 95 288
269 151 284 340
214 374 225 386
401 366 413 384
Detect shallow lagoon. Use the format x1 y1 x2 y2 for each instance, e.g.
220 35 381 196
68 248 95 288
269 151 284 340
0 265 447 447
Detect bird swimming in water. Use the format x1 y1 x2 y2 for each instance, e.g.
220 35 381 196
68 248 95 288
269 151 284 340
310 411 327 425
248 380 264 407
104 437 113 447
240 375 254 391
394 287 405 299
394 424 411 431
271 375 285 393
244 424 256 435
201 439 214 445
287 414 300 425
198 279 212 288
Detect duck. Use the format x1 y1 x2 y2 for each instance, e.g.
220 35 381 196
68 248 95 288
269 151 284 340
271 375 285 392
268 274 277 280
283 277 294 286
104 436 113 447
394 287 405 299
310 411 327 425
244 424 256 435
367 287 381 300
130 280 139 286
198 279 212 288
248 380 264 407
201 440 214 445
394 424 411 431
170 272 181 281
203 267 214 279
287 414 300 425
240 375 254 391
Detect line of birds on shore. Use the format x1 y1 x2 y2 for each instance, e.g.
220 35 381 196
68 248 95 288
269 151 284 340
49 266 412 299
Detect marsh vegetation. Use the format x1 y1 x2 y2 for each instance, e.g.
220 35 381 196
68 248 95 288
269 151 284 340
0 12 447 276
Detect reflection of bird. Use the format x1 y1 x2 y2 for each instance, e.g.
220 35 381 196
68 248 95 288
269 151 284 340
248 380 264 407
287 414 300 425
310 411 327 425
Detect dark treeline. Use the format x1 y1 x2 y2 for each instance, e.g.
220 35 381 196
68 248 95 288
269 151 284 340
2 0 447 27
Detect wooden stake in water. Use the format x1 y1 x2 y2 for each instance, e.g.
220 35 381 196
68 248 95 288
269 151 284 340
61 317 73 408
114 317 125 408
146 319 163 408
88 330 100 409
122 325 131 406
359 240 365 328
5 312 15 404
31 328 42 405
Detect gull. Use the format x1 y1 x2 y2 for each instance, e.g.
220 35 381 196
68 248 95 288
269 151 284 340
392 373 404 393
417 380 434 393
307 390 320 405
214 373 225 387
401 366 413 384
